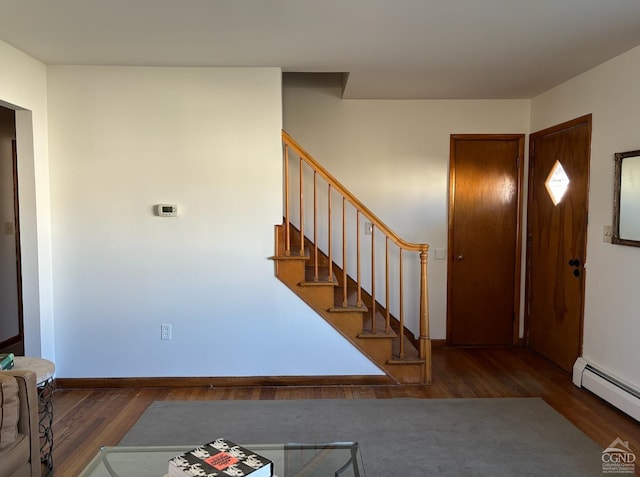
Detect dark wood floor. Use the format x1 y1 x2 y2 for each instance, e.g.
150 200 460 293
51 344 640 476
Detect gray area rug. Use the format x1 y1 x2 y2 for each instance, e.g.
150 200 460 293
120 398 605 476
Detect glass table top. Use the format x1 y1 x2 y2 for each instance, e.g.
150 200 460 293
80 442 365 477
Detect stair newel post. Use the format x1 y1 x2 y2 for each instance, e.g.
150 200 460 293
284 143 291 256
356 211 363 308
299 157 305 257
370 224 376 333
399 248 405 358
419 248 432 384
327 184 333 282
313 171 319 282
342 197 348 307
385 238 390 333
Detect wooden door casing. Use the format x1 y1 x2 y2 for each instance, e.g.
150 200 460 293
0 106 23 355
447 135 524 346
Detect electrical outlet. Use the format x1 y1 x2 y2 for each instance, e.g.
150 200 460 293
161 324 172 340
603 225 613 243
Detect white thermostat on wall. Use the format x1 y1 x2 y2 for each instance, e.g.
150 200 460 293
155 204 178 217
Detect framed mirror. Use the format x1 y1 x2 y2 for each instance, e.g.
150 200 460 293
613 149 640 247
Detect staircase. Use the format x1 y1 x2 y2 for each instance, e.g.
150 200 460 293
271 131 431 385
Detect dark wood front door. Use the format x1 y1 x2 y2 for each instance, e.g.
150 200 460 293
447 135 524 346
525 115 591 372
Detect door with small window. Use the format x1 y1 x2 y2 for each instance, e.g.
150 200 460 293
526 115 591 372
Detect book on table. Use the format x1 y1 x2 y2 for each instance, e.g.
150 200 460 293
0 353 14 370
168 437 273 477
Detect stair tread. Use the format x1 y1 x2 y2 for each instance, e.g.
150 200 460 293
329 305 368 313
270 250 309 261
387 356 426 365
299 277 338 287
358 329 396 339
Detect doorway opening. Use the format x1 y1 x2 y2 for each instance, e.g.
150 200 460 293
0 105 24 355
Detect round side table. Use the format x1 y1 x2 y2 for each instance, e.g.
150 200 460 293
13 357 55 477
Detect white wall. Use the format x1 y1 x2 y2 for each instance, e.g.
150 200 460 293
283 74 531 339
531 45 640 389
46 66 381 378
0 40 52 358
6 37 637 385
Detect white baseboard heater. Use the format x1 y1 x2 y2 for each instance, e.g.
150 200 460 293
573 357 640 422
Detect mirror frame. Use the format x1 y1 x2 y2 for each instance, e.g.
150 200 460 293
612 149 640 247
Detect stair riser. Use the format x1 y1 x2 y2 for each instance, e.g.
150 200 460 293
276 224 332 268
274 260 306 283
354 338 393 363
294 285 338 313
321 311 368 339
276 263 359 332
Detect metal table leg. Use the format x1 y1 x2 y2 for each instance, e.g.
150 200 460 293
38 378 55 477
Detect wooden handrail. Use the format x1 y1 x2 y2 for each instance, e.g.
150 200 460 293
282 131 429 254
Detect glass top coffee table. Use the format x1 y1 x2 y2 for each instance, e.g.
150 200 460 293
80 442 365 477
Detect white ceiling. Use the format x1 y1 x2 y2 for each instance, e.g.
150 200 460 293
2 0 640 99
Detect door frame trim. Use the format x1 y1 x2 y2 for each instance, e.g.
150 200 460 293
11 139 25 349
524 114 592 353
447 134 525 346
0 139 24 351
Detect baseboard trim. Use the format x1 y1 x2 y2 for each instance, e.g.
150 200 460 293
431 339 446 348
55 374 397 389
